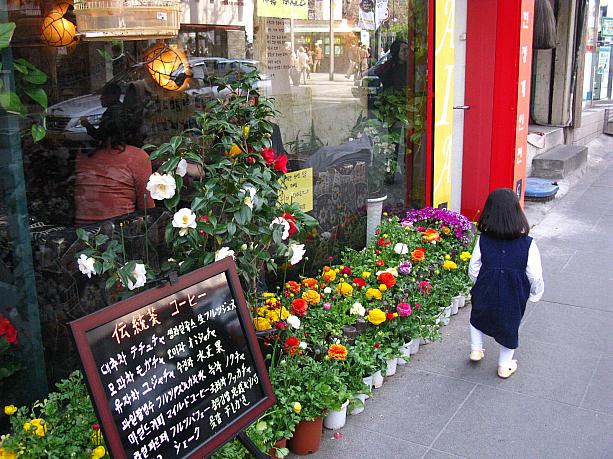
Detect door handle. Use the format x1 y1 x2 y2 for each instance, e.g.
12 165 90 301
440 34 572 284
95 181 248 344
453 105 470 110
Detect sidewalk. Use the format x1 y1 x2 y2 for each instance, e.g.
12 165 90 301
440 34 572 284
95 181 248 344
299 135 613 458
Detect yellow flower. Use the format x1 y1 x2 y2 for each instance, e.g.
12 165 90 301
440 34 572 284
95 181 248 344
336 282 354 297
362 271 371 279
257 306 269 317
365 288 382 300
91 446 106 459
242 125 250 138
293 402 302 414
29 418 46 437
460 251 472 262
263 292 276 298
0 448 17 459
443 260 458 270
302 289 321 305
226 143 242 158
91 427 104 445
253 317 272 331
393 312 398 318
280 306 290 320
445 254 451 260
367 308 386 325
268 309 281 322
378 284 387 292
23 422 31 432
322 269 337 282
4 405 17 416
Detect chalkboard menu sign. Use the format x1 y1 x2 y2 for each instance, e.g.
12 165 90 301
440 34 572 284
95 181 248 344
71 258 275 459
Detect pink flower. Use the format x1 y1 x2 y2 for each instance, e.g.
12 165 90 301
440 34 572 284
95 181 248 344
417 281 432 295
414 303 421 310
323 302 331 310
397 302 412 317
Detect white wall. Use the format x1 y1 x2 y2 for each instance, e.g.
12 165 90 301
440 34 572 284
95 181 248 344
451 0 467 212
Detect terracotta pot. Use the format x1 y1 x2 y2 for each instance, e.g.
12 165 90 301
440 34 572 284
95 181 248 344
288 417 323 455
268 438 288 459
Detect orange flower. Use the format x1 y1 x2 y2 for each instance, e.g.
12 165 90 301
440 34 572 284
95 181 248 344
328 343 348 361
441 226 452 235
291 298 309 317
377 272 396 289
302 289 321 305
285 281 301 294
302 278 317 289
411 247 426 262
422 228 440 243
225 143 243 158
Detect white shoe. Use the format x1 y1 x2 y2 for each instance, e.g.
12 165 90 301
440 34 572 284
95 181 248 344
498 360 518 379
469 350 484 362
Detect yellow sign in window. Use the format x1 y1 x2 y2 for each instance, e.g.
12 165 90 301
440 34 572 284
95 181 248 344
279 168 313 212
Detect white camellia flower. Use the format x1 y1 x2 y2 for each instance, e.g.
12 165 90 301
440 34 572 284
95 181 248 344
286 315 301 329
126 263 147 290
176 158 188 177
323 286 332 294
240 184 257 210
77 254 96 278
146 172 176 200
394 243 409 255
298 341 307 350
350 302 366 316
172 208 197 236
288 243 306 265
215 246 235 261
269 217 290 240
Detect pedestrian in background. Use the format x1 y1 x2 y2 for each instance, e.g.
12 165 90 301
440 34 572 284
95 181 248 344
468 188 544 378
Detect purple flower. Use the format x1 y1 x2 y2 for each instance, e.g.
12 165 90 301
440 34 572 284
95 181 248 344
398 261 413 275
401 207 473 244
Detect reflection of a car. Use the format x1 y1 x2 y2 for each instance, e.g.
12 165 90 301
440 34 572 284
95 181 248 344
351 52 389 98
45 58 268 143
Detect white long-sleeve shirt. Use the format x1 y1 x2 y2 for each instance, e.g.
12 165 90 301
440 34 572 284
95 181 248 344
468 235 545 302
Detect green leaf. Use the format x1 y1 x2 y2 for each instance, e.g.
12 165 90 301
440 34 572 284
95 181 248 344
165 191 180 210
97 48 113 62
191 196 207 213
0 91 25 116
0 23 16 49
227 222 236 238
13 59 47 85
95 234 109 246
105 276 118 291
31 124 46 142
24 87 47 108
76 228 89 242
170 135 183 151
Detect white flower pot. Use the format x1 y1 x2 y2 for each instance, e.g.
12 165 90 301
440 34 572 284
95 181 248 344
409 339 420 354
366 195 388 243
349 393 368 415
362 375 373 399
372 370 384 388
458 295 467 308
385 358 398 376
440 316 450 326
324 400 350 430
463 294 471 306
450 297 460 315
443 305 452 318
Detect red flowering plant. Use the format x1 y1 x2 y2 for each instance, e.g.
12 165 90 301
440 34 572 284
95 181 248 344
76 70 318 312
0 313 22 382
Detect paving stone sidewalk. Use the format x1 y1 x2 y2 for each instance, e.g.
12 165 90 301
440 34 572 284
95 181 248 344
296 135 613 459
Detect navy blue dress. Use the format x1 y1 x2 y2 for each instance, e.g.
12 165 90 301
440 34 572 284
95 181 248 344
470 234 532 349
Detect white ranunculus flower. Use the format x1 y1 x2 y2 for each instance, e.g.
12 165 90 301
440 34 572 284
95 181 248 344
323 287 332 294
288 243 306 265
126 263 147 290
77 254 96 278
376 267 399 278
269 217 290 240
240 184 257 210
286 315 301 329
146 173 176 200
215 246 235 261
350 302 366 316
176 158 188 177
394 243 409 255
298 341 307 350
172 208 197 236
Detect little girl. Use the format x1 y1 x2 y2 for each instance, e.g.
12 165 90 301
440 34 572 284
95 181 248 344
468 188 544 378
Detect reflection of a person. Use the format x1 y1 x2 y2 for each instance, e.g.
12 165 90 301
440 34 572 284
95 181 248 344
313 44 323 73
345 43 359 80
74 116 155 226
80 83 123 143
376 39 410 91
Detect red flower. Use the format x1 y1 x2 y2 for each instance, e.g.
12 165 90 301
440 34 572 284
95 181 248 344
199 215 209 222
375 259 385 267
386 312 395 321
340 266 352 276
281 213 297 237
377 272 396 288
0 315 17 344
275 322 288 330
291 298 309 317
377 237 391 247
284 336 301 356
352 278 366 289
285 280 301 294
273 154 288 174
374 341 380 349
374 249 381 254
247 156 256 165
260 147 275 164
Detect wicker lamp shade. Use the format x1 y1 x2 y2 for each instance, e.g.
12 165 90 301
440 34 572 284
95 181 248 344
41 3 79 47
143 43 191 92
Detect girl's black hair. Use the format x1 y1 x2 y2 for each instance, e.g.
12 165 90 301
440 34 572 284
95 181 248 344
477 188 530 240
388 39 409 66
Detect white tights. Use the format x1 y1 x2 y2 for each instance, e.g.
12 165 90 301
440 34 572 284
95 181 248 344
470 324 515 367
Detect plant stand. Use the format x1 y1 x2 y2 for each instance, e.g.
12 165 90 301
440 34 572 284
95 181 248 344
366 195 388 242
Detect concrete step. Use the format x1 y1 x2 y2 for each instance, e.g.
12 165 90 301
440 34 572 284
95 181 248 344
527 125 565 176
530 144 588 179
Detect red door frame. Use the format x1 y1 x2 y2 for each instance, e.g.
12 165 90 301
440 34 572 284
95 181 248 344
424 0 435 208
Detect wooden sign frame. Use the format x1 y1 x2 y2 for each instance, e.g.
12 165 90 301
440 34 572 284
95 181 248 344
70 257 275 459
